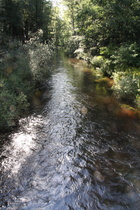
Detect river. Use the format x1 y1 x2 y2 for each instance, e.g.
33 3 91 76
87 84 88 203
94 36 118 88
0 54 140 209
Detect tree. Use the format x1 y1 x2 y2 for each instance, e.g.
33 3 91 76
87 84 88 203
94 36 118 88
0 0 53 42
0 0 23 39
63 0 80 35
73 0 140 47
42 0 52 43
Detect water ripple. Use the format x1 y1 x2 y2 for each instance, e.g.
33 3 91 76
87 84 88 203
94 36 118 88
0 56 140 209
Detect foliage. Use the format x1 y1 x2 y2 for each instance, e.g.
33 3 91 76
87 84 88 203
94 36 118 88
51 7 70 47
135 95 140 108
0 0 53 42
0 90 17 128
0 0 53 131
99 43 140 71
112 71 140 102
111 43 140 69
0 89 29 129
28 41 54 82
0 0 140 130
62 0 80 35
90 56 104 68
0 37 55 131
99 59 114 76
64 36 82 57
61 0 140 106
0 41 30 130
62 0 140 64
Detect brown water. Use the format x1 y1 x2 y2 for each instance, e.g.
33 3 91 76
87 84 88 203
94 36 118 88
0 55 140 210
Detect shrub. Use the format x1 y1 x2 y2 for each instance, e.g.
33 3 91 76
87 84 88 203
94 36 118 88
90 56 104 67
112 71 140 103
0 89 29 130
99 43 140 76
0 37 55 131
64 36 84 57
111 43 140 69
100 59 115 76
0 90 17 128
29 43 54 83
135 95 140 108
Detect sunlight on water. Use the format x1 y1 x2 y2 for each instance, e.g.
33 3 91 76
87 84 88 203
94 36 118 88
0 56 140 209
8 133 35 174
1 116 43 175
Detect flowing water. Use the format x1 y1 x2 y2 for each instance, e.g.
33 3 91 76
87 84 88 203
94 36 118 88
0 55 140 210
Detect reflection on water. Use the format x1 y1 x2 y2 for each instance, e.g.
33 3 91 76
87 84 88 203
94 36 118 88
0 55 140 209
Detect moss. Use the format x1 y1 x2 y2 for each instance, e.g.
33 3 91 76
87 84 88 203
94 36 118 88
95 77 114 89
118 104 140 120
120 104 136 112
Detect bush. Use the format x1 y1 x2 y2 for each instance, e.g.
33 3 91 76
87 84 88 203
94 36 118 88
135 95 140 108
111 43 140 69
100 59 115 76
64 36 84 57
90 56 104 67
0 90 29 129
0 44 31 130
112 71 140 103
0 90 17 128
28 42 54 83
100 43 140 71
99 43 140 76
0 37 55 131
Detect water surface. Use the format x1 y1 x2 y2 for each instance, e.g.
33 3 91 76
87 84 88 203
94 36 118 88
0 55 140 210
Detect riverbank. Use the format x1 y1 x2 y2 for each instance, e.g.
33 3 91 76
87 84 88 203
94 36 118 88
0 39 55 131
64 36 140 109
67 56 140 124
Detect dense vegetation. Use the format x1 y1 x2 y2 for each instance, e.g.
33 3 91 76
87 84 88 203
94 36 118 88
0 0 53 42
60 0 140 108
0 0 55 131
0 0 140 131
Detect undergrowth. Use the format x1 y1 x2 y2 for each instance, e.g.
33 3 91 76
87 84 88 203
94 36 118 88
0 35 55 131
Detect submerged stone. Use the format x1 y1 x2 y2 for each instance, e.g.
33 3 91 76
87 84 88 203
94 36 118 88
94 170 105 182
81 106 88 115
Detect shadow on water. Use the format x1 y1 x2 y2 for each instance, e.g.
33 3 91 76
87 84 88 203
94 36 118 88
0 53 140 209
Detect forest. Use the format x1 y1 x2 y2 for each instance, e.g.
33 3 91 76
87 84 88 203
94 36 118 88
0 0 140 131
